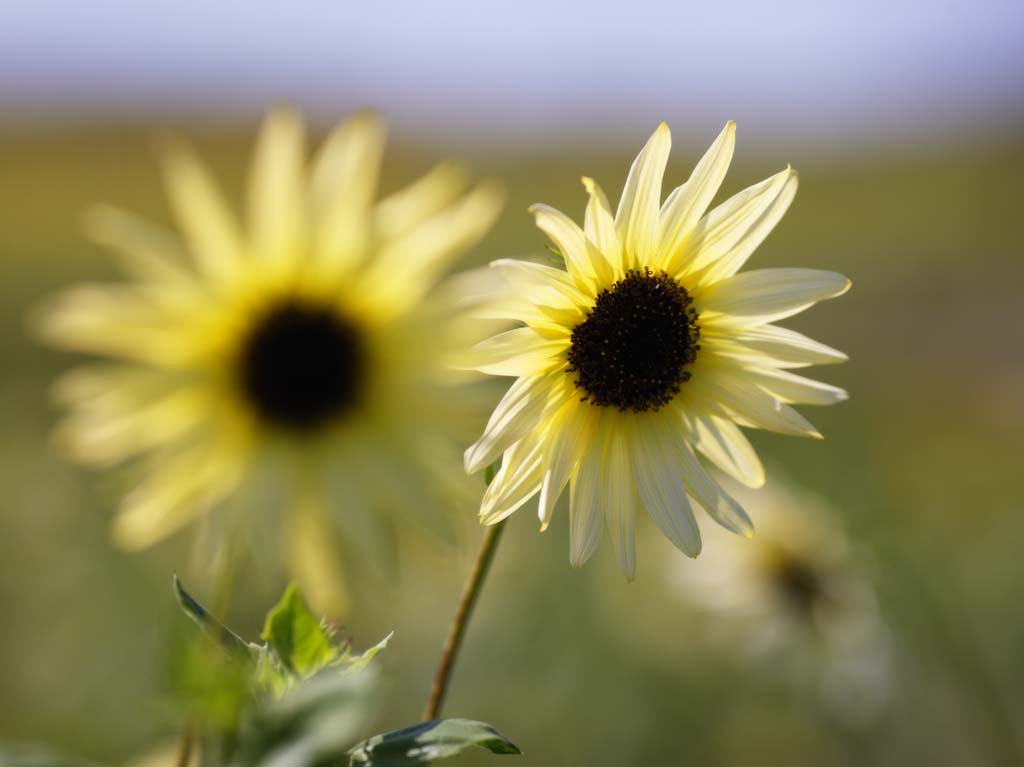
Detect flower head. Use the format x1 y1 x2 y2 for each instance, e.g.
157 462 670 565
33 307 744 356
667 475 891 722
38 110 503 608
462 122 849 577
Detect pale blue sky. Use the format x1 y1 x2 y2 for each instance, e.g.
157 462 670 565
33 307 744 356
1 0 1021 149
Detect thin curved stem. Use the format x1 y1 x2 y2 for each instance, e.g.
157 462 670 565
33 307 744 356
423 519 508 721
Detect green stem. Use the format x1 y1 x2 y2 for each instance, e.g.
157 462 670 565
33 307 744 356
423 519 508 721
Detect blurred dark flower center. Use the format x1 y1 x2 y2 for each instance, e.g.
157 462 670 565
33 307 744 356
239 301 364 430
567 269 700 412
772 554 826 613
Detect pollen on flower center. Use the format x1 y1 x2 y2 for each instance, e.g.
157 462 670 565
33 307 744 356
239 301 365 430
567 268 700 412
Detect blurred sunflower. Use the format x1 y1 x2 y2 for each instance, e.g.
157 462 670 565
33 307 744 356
461 122 849 577
38 110 503 610
666 475 891 723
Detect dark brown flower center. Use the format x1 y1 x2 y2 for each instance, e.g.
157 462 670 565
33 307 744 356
567 268 699 412
239 301 364 430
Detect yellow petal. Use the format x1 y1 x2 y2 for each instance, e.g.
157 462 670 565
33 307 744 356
248 108 306 268
615 122 671 268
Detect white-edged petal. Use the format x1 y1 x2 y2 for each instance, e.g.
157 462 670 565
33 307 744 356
529 203 598 292
730 324 848 367
678 167 797 283
657 121 735 271
615 122 671 266
687 370 823 439
456 327 568 377
569 433 604 567
581 176 621 281
490 258 589 309
632 416 701 556
747 368 848 406
603 430 638 580
674 439 754 537
698 268 851 325
538 402 596 530
464 375 559 474
480 437 544 525
687 413 765 489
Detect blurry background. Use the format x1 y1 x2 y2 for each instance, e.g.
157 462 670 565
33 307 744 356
2 1 1023 765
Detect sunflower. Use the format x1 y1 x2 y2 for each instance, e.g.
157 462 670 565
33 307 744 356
666 474 891 722
38 110 503 608
462 122 849 577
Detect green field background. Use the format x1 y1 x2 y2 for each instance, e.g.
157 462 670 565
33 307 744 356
1 123 1022 765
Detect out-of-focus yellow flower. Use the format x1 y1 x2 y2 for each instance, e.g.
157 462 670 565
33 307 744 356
460 122 848 578
667 474 891 722
38 110 503 612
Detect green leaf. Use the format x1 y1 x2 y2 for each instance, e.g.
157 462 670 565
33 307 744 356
347 719 521 766
260 584 336 677
173 575 253 657
340 631 393 674
229 667 381 767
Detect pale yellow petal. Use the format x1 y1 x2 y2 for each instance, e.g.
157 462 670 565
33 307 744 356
674 166 797 282
538 400 596 530
686 370 823 439
529 203 598 293
686 413 765 489
310 112 386 276
464 374 560 474
374 161 468 240
726 324 848 367
489 258 589 310
36 285 198 367
747 367 849 406
455 327 568 377
360 181 504 316
568 430 604 567
581 176 620 282
657 121 735 271
112 446 245 550
603 427 638 580
631 415 701 556
480 436 544 524
82 205 196 286
54 387 210 466
159 138 244 283
697 268 851 325
615 122 671 267
674 437 754 537
248 108 306 267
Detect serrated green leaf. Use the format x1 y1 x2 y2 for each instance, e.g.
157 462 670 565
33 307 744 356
341 632 393 674
173 575 252 657
261 584 336 677
347 719 521 766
